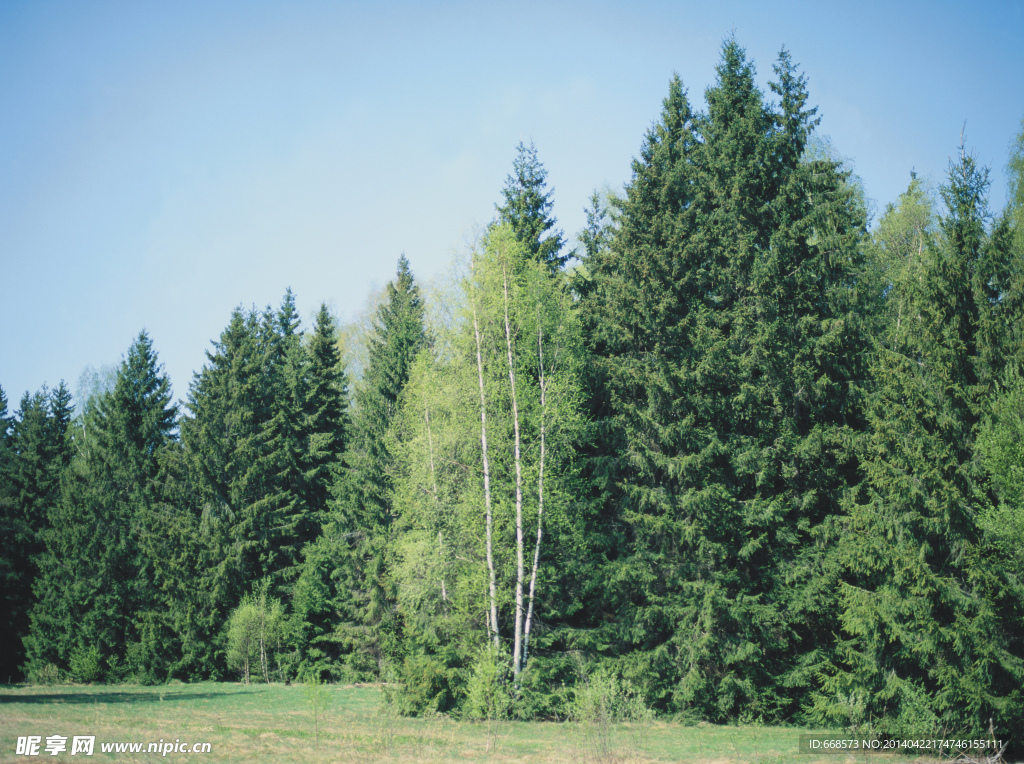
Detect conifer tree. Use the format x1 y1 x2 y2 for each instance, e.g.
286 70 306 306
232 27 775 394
580 39 871 718
301 303 349 539
816 146 1024 741
293 257 425 678
0 383 73 680
26 333 176 682
497 142 568 272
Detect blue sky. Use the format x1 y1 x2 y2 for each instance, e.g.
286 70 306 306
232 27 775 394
2 0 1023 407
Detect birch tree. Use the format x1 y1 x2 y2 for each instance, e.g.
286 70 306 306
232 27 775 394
390 223 583 704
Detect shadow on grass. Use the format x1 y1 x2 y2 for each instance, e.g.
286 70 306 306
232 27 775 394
0 688 262 705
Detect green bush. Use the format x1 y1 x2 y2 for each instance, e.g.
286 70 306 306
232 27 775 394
463 648 512 721
395 654 459 715
68 645 104 684
27 662 60 685
569 664 653 762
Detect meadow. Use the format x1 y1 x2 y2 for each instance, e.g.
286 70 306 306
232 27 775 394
0 681 938 763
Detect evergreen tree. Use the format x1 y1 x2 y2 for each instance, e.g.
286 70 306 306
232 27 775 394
580 39 871 719
25 333 177 682
816 146 1024 742
301 303 349 541
0 383 73 680
184 290 338 613
294 256 425 679
497 142 568 272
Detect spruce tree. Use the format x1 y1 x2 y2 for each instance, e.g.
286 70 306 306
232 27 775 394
497 142 568 272
184 303 294 601
294 256 425 678
301 303 349 540
0 384 73 680
26 333 177 681
816 146 1024 741
580 39 871 719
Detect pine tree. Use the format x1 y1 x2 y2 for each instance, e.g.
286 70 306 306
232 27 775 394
26 333 177 681
816 145 1024 741
293 257 425 678
580 39 871 719
496 142 568 272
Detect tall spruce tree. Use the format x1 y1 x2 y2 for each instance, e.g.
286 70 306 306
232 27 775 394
25 333 176 682
0 383 73 681
293 256 425 679
579 39 871 719
816 145 1024 742
497 142 568 272
301 304 349 539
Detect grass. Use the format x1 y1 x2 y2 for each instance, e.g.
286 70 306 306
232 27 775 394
0 681 938 763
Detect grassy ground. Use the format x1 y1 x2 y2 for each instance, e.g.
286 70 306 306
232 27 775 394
0 681 934 763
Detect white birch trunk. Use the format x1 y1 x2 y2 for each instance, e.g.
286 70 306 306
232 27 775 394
471 282 500 650
503 263 526 679
523 323 546 667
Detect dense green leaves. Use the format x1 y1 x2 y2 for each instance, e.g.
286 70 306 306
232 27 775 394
579 38 872 721
815 147 1024 741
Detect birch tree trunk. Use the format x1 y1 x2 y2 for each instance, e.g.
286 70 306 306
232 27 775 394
503 263 526 679
471 281 500 650
523 323 546 667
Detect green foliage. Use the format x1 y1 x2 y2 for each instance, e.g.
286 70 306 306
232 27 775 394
978 365 1024 573
387 223 585 714
0 382 72 681
294 258 424 679
569 663 653 763
463 647 513 721
225 581 286 684
580 38 870 721
815 144 1024 743
68 645 104 684
25 332 177 684
496 141 567 272
394 653 462 716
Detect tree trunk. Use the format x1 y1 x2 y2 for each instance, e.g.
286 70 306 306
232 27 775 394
523 323 546 667
471 279 500 650
503 263 526 679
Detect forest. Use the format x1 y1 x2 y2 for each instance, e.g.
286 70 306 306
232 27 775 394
2 38 1024 747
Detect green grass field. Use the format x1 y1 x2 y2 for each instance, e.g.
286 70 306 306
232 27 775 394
0 682 934 763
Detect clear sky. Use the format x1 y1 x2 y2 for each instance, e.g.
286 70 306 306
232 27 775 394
2 0 1023 408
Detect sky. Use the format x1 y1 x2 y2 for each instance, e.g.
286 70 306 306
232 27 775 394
2 0 1023 409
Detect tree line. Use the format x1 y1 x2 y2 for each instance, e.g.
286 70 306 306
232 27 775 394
3 38 1024 745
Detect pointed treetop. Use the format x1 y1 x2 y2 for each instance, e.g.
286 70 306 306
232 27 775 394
278 287 302 339
496 141 567 272
109 330 178 455
940 138 990 259
770 46 818 166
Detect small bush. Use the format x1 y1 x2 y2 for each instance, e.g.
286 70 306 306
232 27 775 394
27 662 60 686
395 654 458 715
69 645 104 684
463 648 512 721
569 665 653 763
